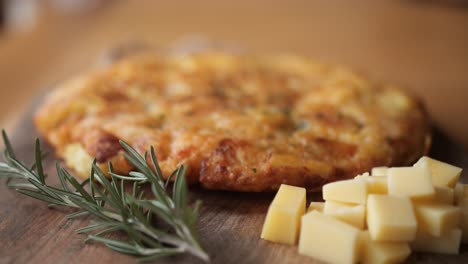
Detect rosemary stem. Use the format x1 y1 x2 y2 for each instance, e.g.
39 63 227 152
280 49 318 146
1 132 209 262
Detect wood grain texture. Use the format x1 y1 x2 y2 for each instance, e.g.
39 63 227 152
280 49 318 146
1 103 468 263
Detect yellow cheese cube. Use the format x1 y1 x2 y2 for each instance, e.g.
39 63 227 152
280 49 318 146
324 200 357 212
454 183 468 205
411 229 462 254
324 201 366 229
366 176 388 195
323 179 368 204
387 167 434 200
307 201 324 213
298 211 360 264
260 184 306 245
431 186 454 204
354 172 370 179
413 156 462 188
371 167 388 177
353 176 387 195
460 205 468 243
360 231 411 264
414 203 460 236
367 195 417 241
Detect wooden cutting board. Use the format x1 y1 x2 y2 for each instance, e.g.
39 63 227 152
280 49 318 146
1 100 468 264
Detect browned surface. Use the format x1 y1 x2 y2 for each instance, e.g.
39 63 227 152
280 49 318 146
33 53 430 192
0 99 467 263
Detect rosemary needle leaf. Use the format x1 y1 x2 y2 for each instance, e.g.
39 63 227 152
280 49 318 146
149 146 164 182
77 221 120 234
16 188 65 205
173 165 188 211
66 210 90 219
87 235 138 253
137 249 184 262
1 129 16 160
0 131 209 262
34 139 46 183
56 162 70 192
60 167 94 202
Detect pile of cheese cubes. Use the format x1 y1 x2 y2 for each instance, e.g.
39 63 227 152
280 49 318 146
260 156 468 264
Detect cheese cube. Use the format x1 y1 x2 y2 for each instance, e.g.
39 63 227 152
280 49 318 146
387 167 434 200
360 231 411 264
308 202 324 213
411 229 462 254
432 186 454 204
260 184 306 245
460 205 468 243
323 179 368 204
366 176 388 195
367 195 417 241
454 183 468 205
371 167 388 177
354 172 370 179
298 211 360 264
324 201 366 229
324 200 357 212
353 176 387 195
414 203 460 236
414 156 462 188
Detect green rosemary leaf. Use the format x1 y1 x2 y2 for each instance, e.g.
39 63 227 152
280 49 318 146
34 139 46 183
165 169 178 188
105 243 139 255
2 129 16 160
89 164 97 202
132 181 139 197
90 225 124 238
27 178 64 202
56 162 70 192
87 235 138 254
0 170 27 179
128 171 148 179
8 158 39 180
132 199 175 226
137 248 184 262
120 141 152 178
108 163 124 203
92 164 123 210
59 167 94 202
66 210 90 219
79 177 91 188
16 188 67 206
67 196 110 221
120 177 126 206
30 151 48 172
110 172 146 181
173 165 188 211
76 221 118 234
190 200 202 229
146 209 152 223
149 146 164 181
7 181 35 189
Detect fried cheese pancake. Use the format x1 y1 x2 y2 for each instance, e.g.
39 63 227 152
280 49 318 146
34 53 431 192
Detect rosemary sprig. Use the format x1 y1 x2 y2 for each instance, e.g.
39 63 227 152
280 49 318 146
0 130 209 262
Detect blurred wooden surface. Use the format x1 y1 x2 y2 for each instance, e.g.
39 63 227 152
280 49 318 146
0 0 467 149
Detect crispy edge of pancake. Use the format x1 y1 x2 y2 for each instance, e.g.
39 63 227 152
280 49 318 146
33 55 433 192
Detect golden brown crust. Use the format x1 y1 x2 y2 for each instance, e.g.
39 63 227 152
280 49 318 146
34 52 431 192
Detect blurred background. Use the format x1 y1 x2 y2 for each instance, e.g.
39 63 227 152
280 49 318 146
0 0 467 149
